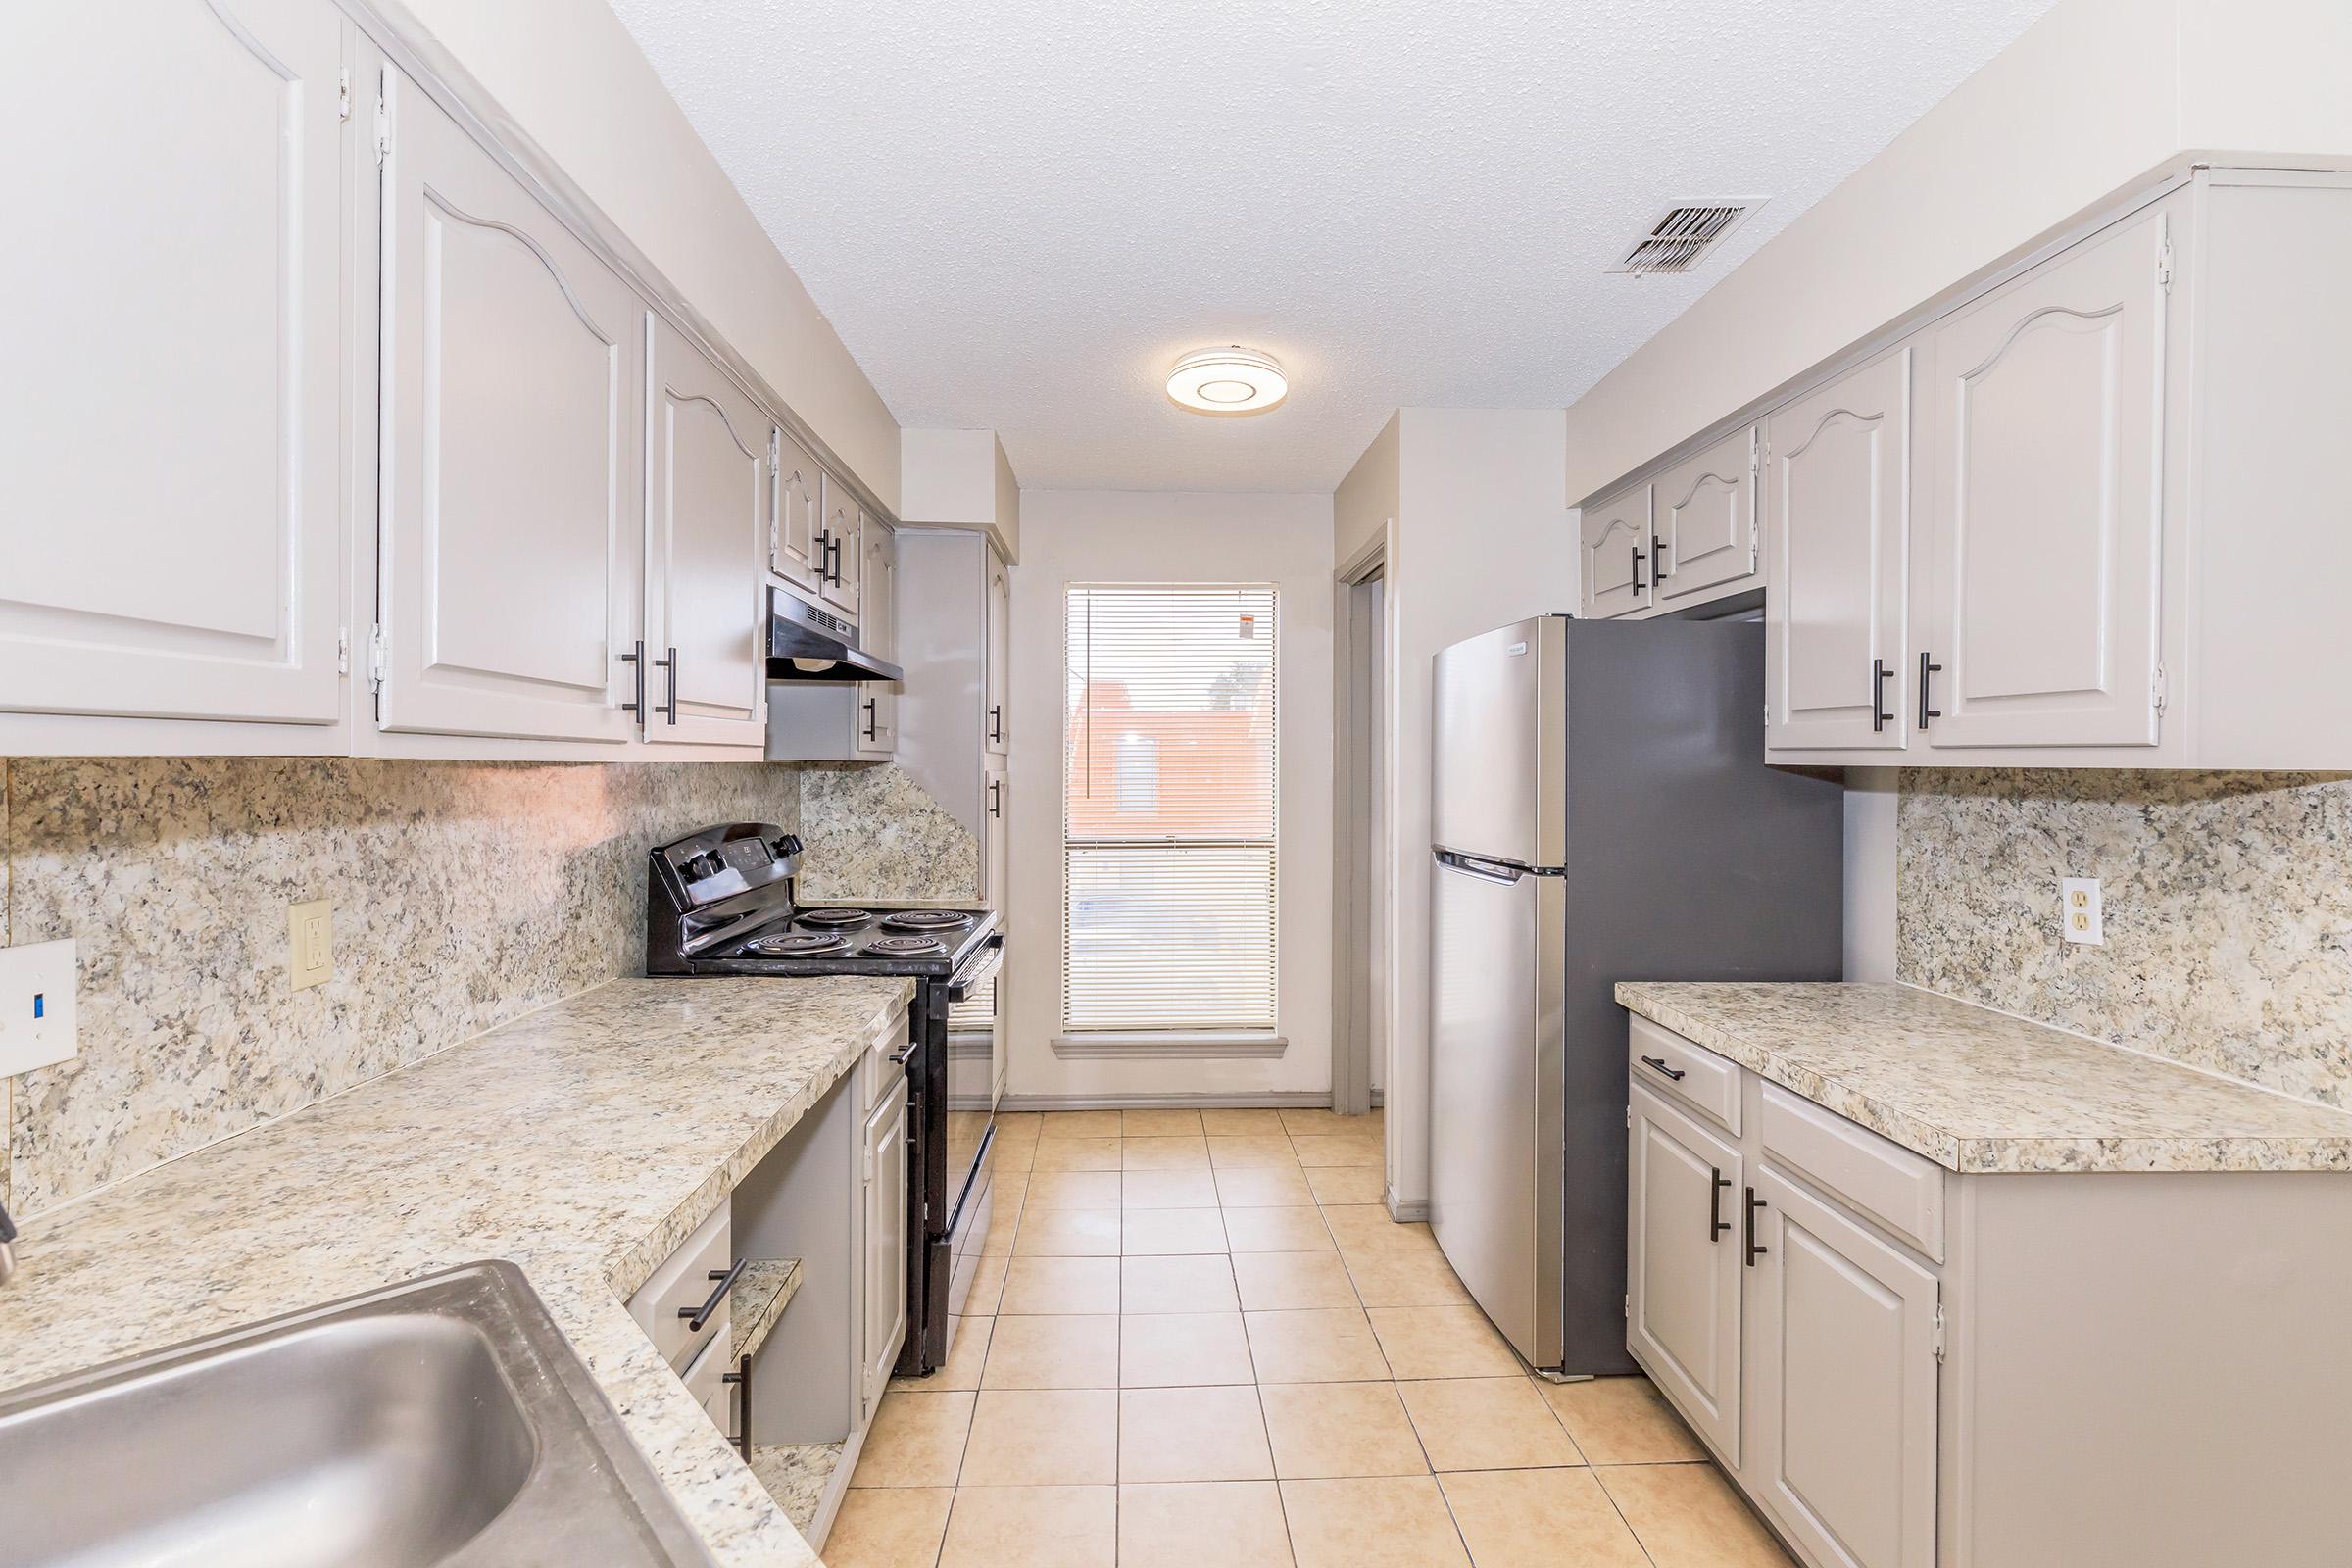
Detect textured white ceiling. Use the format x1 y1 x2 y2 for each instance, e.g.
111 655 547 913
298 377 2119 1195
609 0 2056 492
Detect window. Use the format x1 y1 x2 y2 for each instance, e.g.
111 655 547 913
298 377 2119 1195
1063 584 1278 1033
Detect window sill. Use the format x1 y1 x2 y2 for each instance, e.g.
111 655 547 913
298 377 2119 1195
1051 1032 1290 1060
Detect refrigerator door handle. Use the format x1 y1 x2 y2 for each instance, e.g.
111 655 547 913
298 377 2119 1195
1434 848 1532 885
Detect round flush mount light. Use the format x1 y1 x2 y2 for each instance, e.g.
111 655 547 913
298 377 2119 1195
1166 346 1288 416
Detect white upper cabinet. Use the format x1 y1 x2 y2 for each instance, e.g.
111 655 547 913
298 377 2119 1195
816 479 863 616
1766 353 1910 753
1914 201 2169 752
376 70 643 745
857 522 898 757
1652 428 1759 609
771 431 824 592
0 0 344 728
643 316 769 747
1579 485 1652 620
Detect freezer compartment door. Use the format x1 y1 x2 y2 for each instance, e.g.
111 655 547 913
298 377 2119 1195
1432 617 1564 868
1429 849 1564 1369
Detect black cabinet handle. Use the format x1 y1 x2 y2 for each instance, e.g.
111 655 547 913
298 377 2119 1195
861 696 877 741
654 646 679 725
1639 1054 1686 1082
1709 1168 1732 1243
681 1258 746 1332
1871 658 1894 733
1918 650 1942 730
1651 532 1669 580
1744 1188 1768 1267
619 639 647 718
988 704 1004 745
721 1353 752 1459
987 779 1003 819
1631 546 1646 594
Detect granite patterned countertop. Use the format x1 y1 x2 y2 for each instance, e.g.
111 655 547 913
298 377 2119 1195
1616 982 2352 1174
0 974 913 1568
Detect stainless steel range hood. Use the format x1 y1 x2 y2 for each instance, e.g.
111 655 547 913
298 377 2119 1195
766 585 903 683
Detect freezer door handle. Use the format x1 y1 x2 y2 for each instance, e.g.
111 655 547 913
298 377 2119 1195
1434 849 1531 885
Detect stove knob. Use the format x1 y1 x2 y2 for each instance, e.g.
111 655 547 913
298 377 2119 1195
686 852 723 880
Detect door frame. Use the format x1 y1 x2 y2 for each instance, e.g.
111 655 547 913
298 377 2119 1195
1330 532 1390 1118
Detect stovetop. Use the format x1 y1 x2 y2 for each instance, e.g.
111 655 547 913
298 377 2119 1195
713 904 998 975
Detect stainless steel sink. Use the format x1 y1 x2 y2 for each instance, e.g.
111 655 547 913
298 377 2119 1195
0 1262 718 1568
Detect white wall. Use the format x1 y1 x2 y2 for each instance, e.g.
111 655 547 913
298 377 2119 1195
1006 490 1337 1102
1333 414 1399 568
1384 410 1573 1210
1843 768 1898 982
399 0 902 509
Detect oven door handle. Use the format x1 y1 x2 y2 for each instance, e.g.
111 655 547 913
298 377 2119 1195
948 938 1004 1002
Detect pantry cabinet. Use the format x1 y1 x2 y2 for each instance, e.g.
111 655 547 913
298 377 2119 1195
375 70 645 746
1652 428 1759 610
643 317 770 748
0 0 345 731
1913 201 2169 753
1578 486 1653 620
985 546 1013 756
1764 352 1911 753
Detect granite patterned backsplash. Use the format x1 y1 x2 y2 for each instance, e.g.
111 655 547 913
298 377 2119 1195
0 758 803 1216
794 762 979 904
1897 769 2352 1110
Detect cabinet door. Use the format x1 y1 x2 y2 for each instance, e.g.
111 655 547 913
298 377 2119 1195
1654 428 1759 608
861 1073 911 1415
1628 1085 1743 1463
1766 353 1911 752
770 431 823 591
1579 486 1653 619
1748 1167 1938 1568
377 70 642 744
817 478 862 615
984 548 1011 755
644 316 767 747
855 522 897 757
1915 201 2170 751
983 760 1008 903
0 0 343 726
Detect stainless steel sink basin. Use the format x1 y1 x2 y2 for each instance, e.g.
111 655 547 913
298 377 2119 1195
0 1262 718 1568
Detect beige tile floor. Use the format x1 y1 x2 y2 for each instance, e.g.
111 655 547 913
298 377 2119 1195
834 1107 1796 1568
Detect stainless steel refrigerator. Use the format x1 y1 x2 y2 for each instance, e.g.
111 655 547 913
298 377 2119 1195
1429 615 1842 1377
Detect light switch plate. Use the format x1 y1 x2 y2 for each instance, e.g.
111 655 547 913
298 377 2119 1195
289 899 333 990
0 939 79 1076
2062 877 2104 945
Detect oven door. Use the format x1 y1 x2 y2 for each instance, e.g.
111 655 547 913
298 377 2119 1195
944 935 1004 1203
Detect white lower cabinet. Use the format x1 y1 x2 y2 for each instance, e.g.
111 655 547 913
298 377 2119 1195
1747 1167 1940 1568
860 1071 910 1417
1628 1085 1743 1464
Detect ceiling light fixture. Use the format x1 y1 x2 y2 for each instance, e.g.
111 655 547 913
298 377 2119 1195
1166 346 1288 416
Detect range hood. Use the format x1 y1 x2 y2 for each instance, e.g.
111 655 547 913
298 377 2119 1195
766 585 903 684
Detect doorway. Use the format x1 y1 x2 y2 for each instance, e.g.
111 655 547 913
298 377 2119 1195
1332 546 1389 1115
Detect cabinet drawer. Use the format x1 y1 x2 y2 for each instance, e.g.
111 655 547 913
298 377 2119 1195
860 1005 910 1114
1759 1083 1945 1261
1629 1015 1740 1135
627 1200 735 1372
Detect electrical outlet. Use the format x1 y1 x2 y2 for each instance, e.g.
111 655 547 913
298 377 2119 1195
0 939 79 1076
289 899 333 990
2062 877 2104 946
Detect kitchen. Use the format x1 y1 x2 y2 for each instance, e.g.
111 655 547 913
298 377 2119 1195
4 1 2352 1566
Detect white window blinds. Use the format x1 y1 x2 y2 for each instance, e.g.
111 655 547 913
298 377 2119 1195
1063 585 1278 1033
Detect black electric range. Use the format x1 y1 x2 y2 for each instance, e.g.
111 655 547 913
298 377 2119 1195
645 822 1002 1377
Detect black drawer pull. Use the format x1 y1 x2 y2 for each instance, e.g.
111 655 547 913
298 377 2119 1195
1640 1054 1686 1082
680 1258 746 1333
1871 658 1894 732
1918 650 1942 730
1744 1188 1769 1267
1709 1168 1732 1243
722 1353 752 1460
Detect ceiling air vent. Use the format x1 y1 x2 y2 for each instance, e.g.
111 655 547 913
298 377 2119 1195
1607 199 1767 277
